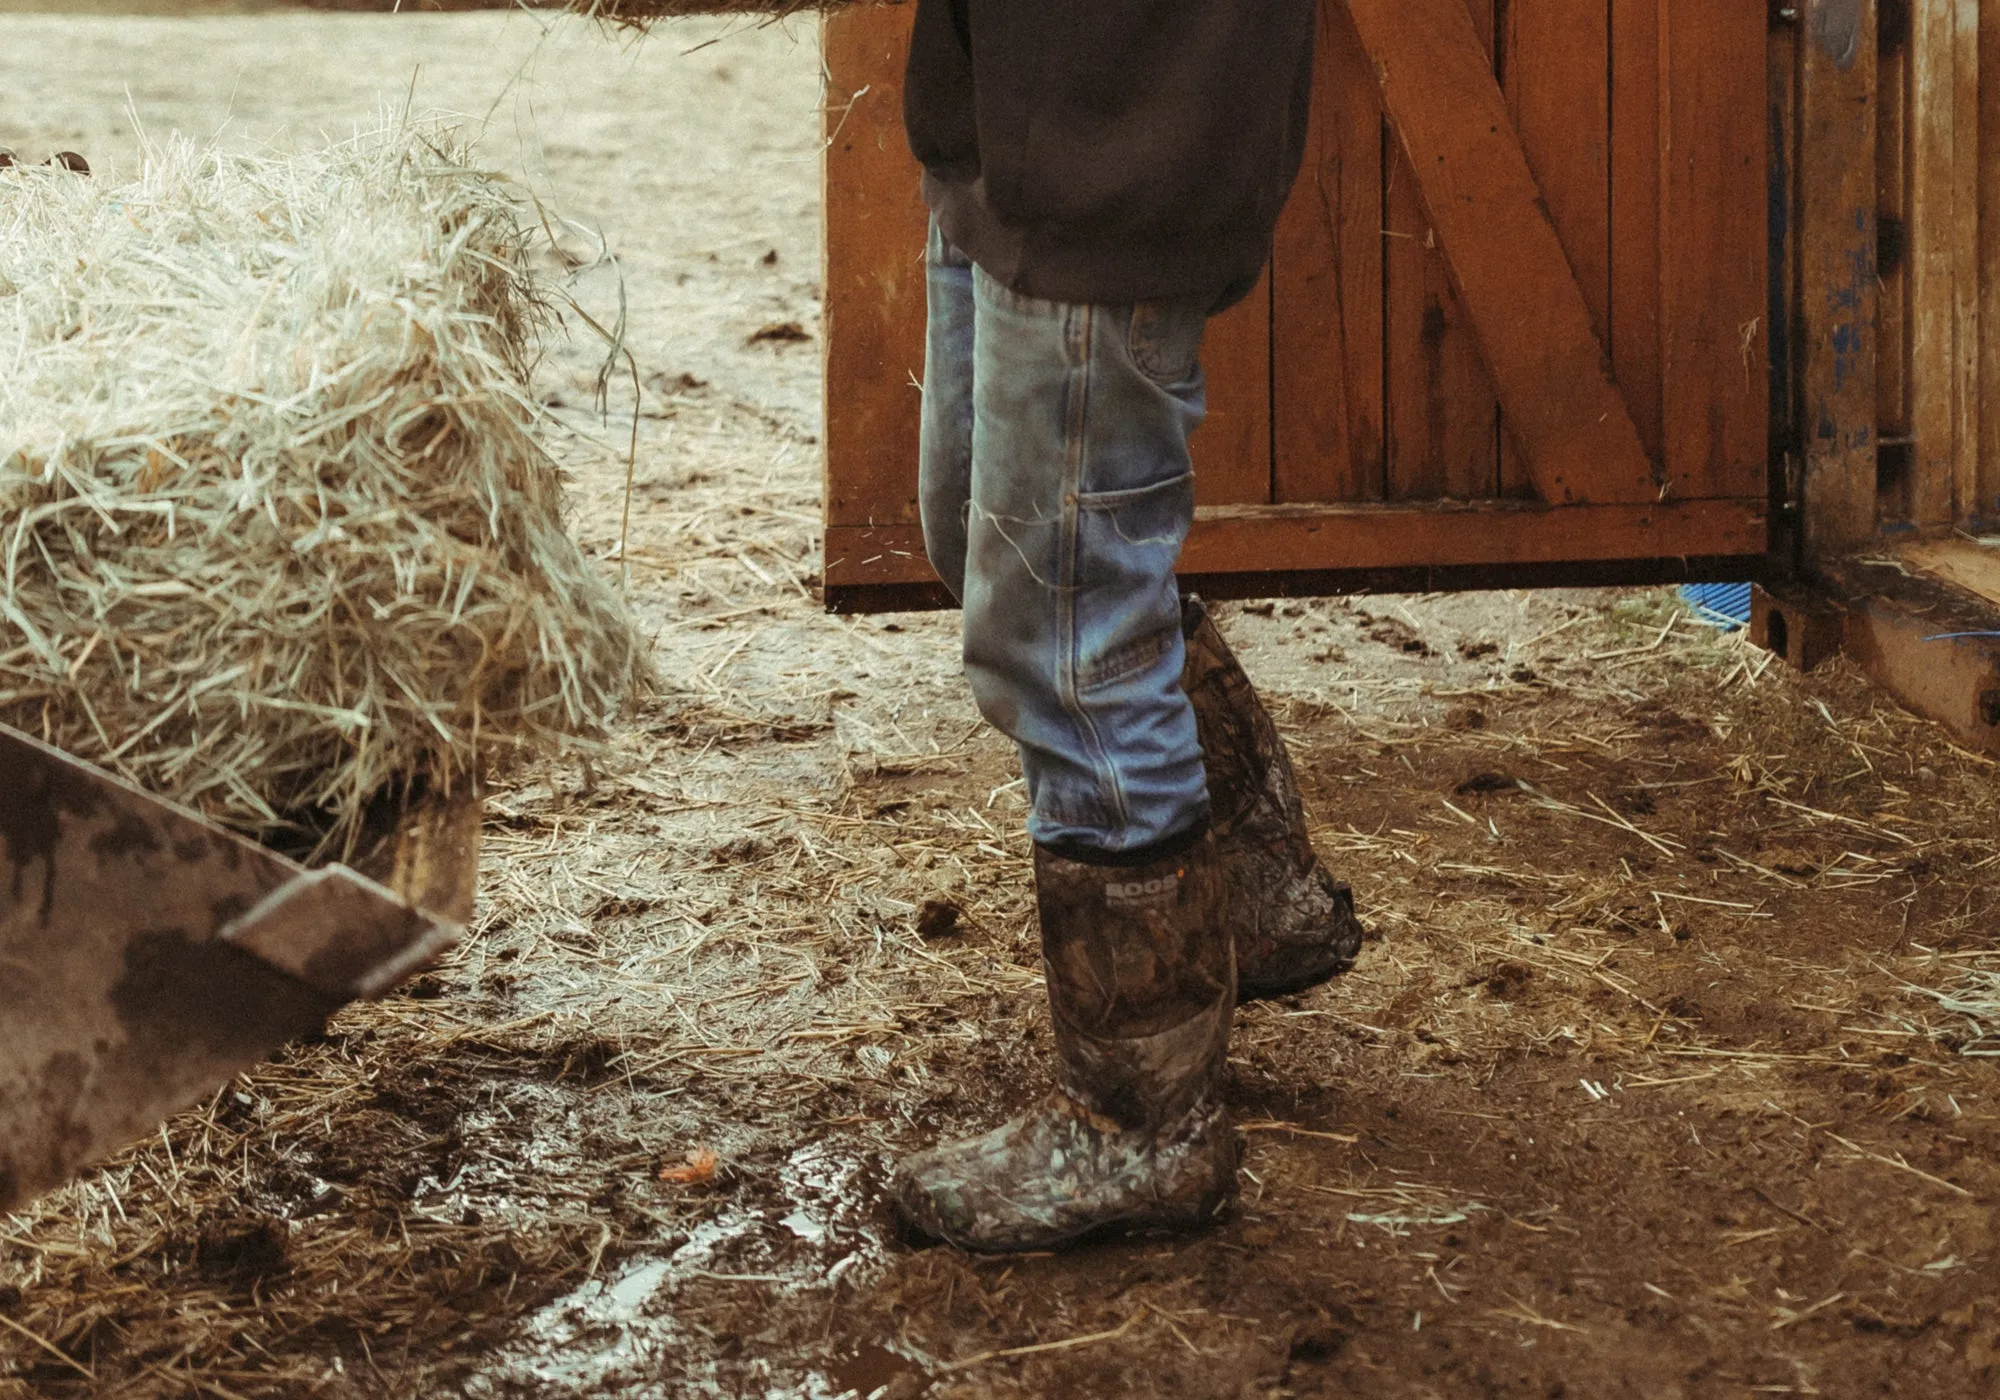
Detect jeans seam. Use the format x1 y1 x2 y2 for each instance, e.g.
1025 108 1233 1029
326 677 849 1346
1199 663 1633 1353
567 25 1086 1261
1056 302 1131 834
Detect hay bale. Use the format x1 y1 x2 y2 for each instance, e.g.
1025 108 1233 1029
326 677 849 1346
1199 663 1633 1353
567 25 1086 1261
0 128 647 849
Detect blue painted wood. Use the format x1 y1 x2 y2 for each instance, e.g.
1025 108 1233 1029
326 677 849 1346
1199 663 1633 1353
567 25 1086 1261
1680 581 1753 630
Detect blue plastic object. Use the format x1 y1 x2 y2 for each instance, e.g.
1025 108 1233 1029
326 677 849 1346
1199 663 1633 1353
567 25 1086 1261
1679 582 1753 631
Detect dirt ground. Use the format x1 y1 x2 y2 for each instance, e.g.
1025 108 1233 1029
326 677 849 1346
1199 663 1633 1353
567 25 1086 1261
5 13 2000 1400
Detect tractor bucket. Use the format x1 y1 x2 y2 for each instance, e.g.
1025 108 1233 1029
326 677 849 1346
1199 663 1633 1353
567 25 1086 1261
0 723 465 1213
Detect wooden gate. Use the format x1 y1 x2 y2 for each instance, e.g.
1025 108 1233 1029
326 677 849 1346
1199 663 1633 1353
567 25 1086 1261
821 1 1771 611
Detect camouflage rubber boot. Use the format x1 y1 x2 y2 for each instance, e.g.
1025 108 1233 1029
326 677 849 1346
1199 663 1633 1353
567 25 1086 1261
1181 596 1364 1000
892 833 1237 1254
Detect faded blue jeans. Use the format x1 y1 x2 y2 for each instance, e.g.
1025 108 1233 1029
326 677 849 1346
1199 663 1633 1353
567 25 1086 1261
919 223 1212 859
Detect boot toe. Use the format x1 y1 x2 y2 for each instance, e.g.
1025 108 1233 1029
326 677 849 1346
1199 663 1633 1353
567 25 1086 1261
889 1122 1054 1253
889 1097 1237 1254
889 1147 999 1249
1235 863 1365 1001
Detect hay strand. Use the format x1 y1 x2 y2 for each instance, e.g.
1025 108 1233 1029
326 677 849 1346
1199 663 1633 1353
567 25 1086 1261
564 0 880 28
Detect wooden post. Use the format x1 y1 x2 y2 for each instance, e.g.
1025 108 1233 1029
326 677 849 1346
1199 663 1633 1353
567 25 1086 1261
1952 0 1981 527
1910 0 1956 525
1981 0 2000 524
1876 0 1907 519
1798 0 1880 563
1908 0 1979 527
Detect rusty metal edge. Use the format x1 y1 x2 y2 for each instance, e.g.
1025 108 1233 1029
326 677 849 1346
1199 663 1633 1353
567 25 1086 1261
217 865 463 1001
0 719 461 997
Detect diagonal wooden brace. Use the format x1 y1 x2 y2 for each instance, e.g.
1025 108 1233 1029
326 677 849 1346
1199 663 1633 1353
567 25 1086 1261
1341 0 1661 505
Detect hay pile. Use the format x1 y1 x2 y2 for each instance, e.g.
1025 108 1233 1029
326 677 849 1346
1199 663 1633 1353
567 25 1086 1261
0 128 646 848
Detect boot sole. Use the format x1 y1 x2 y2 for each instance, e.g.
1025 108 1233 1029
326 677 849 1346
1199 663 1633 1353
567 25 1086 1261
908 1195 1230 1255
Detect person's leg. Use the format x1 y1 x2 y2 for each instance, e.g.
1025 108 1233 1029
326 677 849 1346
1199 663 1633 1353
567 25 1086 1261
917 221 977 601
957 272 1209 856
923 208 1358 993
1179 597 1366 998
893 272 1235 1253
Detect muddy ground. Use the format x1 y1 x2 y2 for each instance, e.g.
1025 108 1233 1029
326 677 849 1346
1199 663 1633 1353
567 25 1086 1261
4 13 2000 1400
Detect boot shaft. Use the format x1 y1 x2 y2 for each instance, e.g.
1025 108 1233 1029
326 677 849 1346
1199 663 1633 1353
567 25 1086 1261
1180 596 1279 835
1033 832 1234 1127
1178 595 1366 999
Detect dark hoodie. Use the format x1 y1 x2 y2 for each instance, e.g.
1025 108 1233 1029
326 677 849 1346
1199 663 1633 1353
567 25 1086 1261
901 0 1317 308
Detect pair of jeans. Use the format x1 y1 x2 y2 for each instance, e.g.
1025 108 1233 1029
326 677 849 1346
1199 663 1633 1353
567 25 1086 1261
918 223 1213 858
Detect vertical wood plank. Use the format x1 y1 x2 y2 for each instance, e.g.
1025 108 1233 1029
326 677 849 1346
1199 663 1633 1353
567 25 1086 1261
821 5 928 530
1980 0 2000 524
1952 0 1982 525
1272 0 1385 503
1193 275 1274 506
1503 0 1612 499
1877 4 1908 509
1384 0 1499 500
1799 0 1881 560
1911 0 1959 525
1610 0 1664 468
1660 0 1770 499
1770 1 1801 508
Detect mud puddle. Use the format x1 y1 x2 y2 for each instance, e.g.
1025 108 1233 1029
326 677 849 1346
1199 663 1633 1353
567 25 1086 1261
462 1141 923 1399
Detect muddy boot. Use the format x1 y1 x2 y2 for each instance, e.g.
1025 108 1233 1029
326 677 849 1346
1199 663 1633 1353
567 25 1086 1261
1181 596 1364 1000
892 832 1237 1253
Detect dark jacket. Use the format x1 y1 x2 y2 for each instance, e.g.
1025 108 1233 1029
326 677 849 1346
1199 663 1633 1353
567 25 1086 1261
902 0 1316 308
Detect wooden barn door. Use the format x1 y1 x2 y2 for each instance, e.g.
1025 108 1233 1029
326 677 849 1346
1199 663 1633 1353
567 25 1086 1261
822 0 1772 610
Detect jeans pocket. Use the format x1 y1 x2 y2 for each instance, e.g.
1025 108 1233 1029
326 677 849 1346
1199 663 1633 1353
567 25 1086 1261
1071 471 1195 688
1126 299 1208 387
1075 625 1176 691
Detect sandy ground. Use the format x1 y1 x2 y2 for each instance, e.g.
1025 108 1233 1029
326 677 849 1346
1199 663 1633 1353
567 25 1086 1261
5 14 2000 1400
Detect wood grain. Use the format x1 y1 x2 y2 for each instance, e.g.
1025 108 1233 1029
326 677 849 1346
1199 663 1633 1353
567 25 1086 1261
1877 5 1908 510
1611 0 1665 469
1659 0 1769 500
1910 0 1959 525
1343 0 1658 506
821 4 928 530
1272 0 1385 503
1798 0 1881 559
1193 271 1274 507
1505 0 1611 499
1383 0 1498 501
1769 4 1800 519
1951 0 1981 527
826 496 1767 589
1903 537 2000 603
1981 0 2000 523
